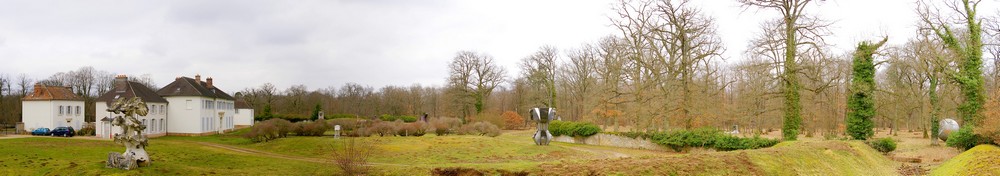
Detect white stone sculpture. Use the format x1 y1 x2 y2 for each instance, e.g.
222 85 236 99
334 125 342 139
105 97 151 170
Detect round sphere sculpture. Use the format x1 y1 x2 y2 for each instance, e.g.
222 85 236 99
938 118 960 142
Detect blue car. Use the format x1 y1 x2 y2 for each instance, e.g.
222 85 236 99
31 128 51 136
50 127 75 137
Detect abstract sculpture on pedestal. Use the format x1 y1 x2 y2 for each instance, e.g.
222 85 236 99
530 108 556 145
105 97 151 170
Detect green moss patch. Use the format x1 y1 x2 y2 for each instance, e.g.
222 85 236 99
931 144 1000 175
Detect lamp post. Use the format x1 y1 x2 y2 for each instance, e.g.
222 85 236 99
218 112 225 134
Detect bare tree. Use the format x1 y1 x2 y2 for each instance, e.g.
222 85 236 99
447 51 507 122
653 0 725 129
560 43 600 121
519 46 559 108
16 74 33 97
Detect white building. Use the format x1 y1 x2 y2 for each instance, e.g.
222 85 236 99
157 75 237 136
95 75 170 139
21 84 86 131
89 74 247 138
234 99 254 128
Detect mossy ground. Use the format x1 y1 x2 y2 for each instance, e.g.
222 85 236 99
534 140 898 175
931 144 1000 176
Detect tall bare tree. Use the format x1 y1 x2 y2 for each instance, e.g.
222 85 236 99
561 43 600 121
519 46 559 108
447 51 507 122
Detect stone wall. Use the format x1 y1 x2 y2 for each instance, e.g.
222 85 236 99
552 133 665 151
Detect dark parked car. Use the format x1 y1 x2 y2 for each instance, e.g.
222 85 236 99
50 127 75 137
31 128 51 136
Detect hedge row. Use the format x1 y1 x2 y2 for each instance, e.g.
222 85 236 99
609 128 780 152
325 113 359 119
379 115 418 122
549 121 601 137
255 113 311 123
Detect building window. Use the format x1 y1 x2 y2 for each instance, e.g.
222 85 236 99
160 105 165 115
142 119 147 133
59 106 64 115
76 106 81 115
151 105 156 114
151 119 156 132
160 119 165 133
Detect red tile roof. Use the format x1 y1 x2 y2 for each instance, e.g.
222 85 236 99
22 84 83 101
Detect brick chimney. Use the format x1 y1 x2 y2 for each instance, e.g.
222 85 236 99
114 74 128 93
32 83 43 96
206 77 214 88
195 74 201 82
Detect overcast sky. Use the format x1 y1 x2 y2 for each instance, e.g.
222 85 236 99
1 0 997 93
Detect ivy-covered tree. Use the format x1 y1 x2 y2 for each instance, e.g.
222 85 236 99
847 38 887 140
919 0 985 126
310 103 322 121
738 0 828 140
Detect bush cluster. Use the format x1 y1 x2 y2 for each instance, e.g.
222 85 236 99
293 119 331 136
244 118 302 142
610 128 780 152
379 115 418 122
429 117 463 136
866 138 897 153
328 118 363 131
947 127 987 150
500 111 525 130
549 121 601 137
77 126 96 136
457 122 501 137
355 120 430 137
359 118 499 137
244 116 501 142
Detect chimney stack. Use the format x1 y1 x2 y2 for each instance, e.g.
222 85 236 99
206 77 214 88
195 74 202 82
32 83 42 96
114 74 128 92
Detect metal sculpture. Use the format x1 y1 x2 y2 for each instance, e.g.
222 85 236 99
530 108 556 145
105 97 151 170
938 118 960 142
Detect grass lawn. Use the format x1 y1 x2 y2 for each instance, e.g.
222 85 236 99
9 128 960 175
3 129 670 175
0 137 336 175
161 129 671 174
